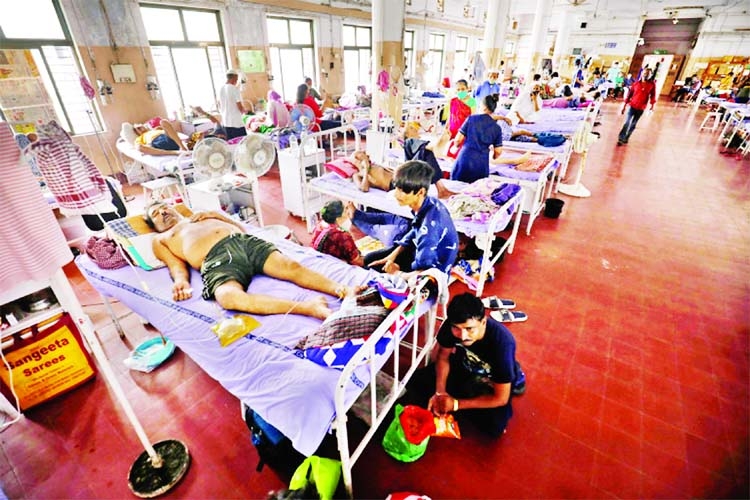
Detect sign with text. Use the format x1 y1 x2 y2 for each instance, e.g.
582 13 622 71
0 313 96 410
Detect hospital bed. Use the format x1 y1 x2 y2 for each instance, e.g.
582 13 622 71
308 173 525 297
76 226 439 498
116 137 193 183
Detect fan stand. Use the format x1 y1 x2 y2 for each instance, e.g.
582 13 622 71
558 149 591 198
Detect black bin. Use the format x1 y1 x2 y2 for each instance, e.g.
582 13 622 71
543 198 565 219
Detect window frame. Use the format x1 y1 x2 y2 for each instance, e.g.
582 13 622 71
266 15 317 102
0 0 100 135
139 3 227 114
404 30 415 78
343 24 372 94
424 32 445 89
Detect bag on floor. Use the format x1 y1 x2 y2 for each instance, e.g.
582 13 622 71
382 404 431 462
288 456 342 500
244 404 305 475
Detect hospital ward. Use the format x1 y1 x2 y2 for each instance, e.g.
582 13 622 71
1 0 749 498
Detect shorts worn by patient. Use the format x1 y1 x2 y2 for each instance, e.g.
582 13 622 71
200 234 277 300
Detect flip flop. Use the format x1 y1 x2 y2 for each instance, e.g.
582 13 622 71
490 309 528 323
482 296 516 310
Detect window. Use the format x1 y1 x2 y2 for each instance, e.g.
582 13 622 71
343 25 371 94
0 0 100 135
266 17 316 102
423 33 445 90
404 30 415 79
453 36 469 83
140 4 226 117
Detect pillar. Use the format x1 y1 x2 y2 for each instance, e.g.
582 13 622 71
525 0 553 80
552 7 572 73
371 0 406 126
482 0 512 77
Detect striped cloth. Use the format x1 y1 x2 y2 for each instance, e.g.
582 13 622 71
27 121 115 216
0 122 72 290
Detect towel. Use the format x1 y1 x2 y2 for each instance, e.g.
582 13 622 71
28 121 115 216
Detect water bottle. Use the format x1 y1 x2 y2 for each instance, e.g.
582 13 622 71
289 135 299 155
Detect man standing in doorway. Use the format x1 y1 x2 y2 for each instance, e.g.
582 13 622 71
617 67 656 146
219 69 248 140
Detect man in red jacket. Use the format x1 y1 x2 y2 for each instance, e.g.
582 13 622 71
617 67 656 145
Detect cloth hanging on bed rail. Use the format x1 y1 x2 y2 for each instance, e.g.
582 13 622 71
27 120 115 216
0 122 72 290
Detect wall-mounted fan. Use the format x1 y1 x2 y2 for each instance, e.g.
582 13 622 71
192 137 233 190
233 133 276 180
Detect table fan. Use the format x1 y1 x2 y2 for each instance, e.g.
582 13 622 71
233 132 276 180
192 136 233 190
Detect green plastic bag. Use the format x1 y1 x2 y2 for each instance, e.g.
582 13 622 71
288 456 341 500
381 404 430 462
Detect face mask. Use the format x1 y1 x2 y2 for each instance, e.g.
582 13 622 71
489 79 497 84
457 91 468 99
340 219 352 232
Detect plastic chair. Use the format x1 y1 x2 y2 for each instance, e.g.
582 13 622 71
699 111 722 132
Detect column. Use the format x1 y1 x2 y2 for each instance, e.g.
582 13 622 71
482 0 512 77
551 7 572 73
525 0 553 80
371 0 406 126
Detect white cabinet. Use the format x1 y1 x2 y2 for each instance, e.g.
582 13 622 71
277 147 329 221
186 174 264 226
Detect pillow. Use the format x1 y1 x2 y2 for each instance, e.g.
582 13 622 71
121 123 137 144
300 303 418 370
296 305 389 350
324 158 358 178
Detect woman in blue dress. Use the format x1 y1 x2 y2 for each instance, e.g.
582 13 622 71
450 94 504 183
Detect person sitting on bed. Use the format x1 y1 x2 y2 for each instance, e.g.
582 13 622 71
122 120 189 156
405 293 524 437
146 203 360 320
311 200 364 267
361 160 459 278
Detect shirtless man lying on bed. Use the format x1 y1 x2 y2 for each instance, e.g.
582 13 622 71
146 203 359 319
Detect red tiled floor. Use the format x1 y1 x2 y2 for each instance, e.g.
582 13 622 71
0 100 748 498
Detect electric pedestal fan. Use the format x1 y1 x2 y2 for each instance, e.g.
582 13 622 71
233 132 276 179
558 121 597 198
192 137 233 190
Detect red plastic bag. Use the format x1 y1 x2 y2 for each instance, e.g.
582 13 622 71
399 405 436 444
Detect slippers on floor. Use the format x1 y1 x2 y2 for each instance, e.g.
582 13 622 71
482 296 516 310
490 309 528 323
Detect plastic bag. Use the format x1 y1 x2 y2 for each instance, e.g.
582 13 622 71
210 315 261 347
400 405 436 444
288 456 341 500
382 404 430 462
432 414 461 439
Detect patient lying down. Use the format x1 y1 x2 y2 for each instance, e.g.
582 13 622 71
146 203 360 319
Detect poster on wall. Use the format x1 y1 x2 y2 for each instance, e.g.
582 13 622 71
0 50 55 134
238 50 266 73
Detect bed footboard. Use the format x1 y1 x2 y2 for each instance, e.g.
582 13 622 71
332 276 438 498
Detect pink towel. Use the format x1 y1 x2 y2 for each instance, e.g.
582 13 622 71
0 122 72 290
28 121 115 216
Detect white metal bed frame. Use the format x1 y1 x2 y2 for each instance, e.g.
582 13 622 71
334 275 437 497
307 174 525 297
274 123 363 232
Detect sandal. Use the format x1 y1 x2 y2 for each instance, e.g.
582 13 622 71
481 296 516 310
490 309 528 323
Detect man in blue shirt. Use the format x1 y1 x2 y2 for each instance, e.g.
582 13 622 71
404 293 524 436
473 68 501 102
363 160 458 277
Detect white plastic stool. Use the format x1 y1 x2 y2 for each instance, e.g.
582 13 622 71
699 111 722 132
142 177 182 203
